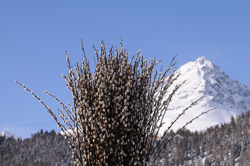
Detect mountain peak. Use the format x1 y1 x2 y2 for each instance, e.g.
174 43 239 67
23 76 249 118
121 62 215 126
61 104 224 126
159 56 250 134
0 130 18 140
195 56 207 65
178 56 216 76
193 56 216 71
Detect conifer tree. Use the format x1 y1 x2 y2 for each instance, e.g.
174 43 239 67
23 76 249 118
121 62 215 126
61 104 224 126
0 135 5 146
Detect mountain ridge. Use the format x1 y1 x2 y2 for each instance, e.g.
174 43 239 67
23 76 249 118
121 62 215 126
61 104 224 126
0 129 18 140
159 56 250 134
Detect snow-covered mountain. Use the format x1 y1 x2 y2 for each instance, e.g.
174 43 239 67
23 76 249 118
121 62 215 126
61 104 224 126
0 130 19 140
159 56 250 134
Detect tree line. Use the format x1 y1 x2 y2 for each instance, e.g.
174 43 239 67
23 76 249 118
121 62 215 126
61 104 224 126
1 109 250 166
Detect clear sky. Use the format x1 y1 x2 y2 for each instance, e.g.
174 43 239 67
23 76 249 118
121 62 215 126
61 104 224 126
1 1 250 139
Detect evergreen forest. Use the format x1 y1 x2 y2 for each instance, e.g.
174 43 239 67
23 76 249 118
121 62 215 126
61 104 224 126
1 110 250 166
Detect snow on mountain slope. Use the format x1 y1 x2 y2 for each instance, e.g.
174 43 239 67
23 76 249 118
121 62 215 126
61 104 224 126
0 129 19 140
159 56 250 134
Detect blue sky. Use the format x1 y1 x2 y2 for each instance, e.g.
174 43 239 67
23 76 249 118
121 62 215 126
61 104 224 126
1 1 250 139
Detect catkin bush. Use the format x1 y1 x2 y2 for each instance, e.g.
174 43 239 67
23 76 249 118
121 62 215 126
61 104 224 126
15 38 212 166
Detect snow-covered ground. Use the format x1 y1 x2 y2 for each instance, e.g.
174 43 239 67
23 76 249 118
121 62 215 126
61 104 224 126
0 129 19 140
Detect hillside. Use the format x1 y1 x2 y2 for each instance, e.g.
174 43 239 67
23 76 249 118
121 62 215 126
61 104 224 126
0 130 18 140
152 110 250 166
1 110 250 165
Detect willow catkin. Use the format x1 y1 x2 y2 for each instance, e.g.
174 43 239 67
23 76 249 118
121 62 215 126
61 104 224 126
15 38 212 166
